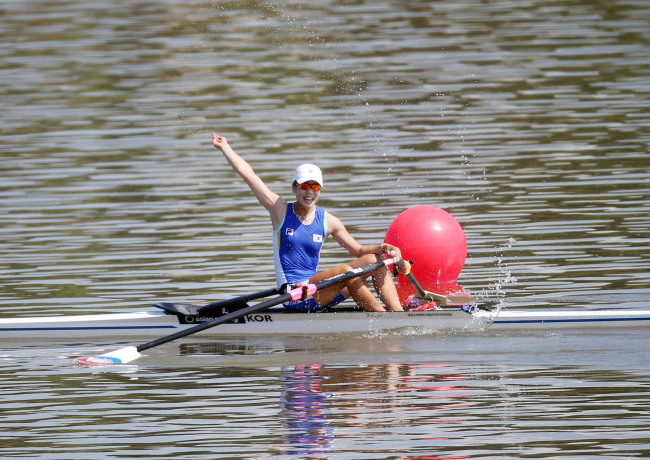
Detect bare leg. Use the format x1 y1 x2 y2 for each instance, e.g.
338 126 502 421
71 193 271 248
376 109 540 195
310 254 403 312
311 262 384 311
371 264 404 311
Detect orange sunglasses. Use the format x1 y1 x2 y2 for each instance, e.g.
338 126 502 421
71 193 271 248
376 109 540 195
297 182 322 191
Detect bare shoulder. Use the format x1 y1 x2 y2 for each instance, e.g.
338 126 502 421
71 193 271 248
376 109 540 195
325 211 349 236
269 197 289 230
326 211 362 254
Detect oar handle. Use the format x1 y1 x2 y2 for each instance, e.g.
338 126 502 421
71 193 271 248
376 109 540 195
135 257 396 353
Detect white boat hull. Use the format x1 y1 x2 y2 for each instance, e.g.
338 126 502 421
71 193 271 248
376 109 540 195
492 309 650 329
0 307 492 341
2 308 649 342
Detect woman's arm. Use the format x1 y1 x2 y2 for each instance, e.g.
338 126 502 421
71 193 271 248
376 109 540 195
327 212 402 260
212 133 287 228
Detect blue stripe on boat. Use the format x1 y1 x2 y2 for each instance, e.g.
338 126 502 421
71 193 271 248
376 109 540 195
494 317 650 324
0 326 176 331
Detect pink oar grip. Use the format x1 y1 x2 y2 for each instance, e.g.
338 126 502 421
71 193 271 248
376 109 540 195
289 283 318 301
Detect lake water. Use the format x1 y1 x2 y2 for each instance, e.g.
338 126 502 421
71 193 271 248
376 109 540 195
1 0 649 458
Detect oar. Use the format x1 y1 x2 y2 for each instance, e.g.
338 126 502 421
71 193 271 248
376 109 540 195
78 257 396 365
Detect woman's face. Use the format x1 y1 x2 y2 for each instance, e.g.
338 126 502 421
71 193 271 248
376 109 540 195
293 181 321 208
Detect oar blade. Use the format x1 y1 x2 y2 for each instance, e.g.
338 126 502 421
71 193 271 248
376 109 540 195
77 346 141 365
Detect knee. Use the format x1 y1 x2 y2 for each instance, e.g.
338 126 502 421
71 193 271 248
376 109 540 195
359 253 380 264
339 263 354 273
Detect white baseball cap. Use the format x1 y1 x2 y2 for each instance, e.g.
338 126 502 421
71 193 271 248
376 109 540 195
293 163 323 186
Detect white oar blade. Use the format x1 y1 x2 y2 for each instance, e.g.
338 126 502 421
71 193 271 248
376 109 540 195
77 346 141 365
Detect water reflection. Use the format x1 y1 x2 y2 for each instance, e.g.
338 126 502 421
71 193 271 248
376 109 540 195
277 362 475 458
1 329 649 458
275 359 650 458
280 364 334 456
168 327 650 458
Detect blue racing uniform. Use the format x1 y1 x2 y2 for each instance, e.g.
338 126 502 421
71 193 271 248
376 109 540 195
273 203 345 311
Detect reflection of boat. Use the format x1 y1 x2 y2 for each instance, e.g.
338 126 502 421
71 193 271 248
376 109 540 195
0 305 492 340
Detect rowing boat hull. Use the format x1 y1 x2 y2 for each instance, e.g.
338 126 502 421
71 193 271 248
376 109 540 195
492 309 650 329
3 308 648 341
0 308 492 340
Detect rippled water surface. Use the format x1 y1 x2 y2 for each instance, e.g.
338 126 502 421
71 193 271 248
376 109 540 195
1 0 649 458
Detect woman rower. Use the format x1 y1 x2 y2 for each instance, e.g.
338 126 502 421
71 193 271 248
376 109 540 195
212 133 404 312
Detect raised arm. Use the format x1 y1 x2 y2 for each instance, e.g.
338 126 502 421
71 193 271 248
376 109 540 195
212 133 287 227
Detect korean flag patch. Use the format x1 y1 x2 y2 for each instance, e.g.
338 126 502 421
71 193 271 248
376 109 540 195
313 234 323 243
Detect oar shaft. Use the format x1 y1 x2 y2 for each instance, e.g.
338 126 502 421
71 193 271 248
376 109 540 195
138 293 292 352
136 258 395 353
198 287 279 315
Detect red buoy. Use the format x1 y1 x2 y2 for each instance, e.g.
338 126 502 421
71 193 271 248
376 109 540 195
384 206 467 305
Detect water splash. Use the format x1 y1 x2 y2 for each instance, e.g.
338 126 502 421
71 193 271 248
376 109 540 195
487 236 519 314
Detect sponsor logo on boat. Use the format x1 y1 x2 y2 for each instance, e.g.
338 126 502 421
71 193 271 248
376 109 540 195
407 312 453 317
244 314 273 323
178 314 274 324
179 315 245 325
